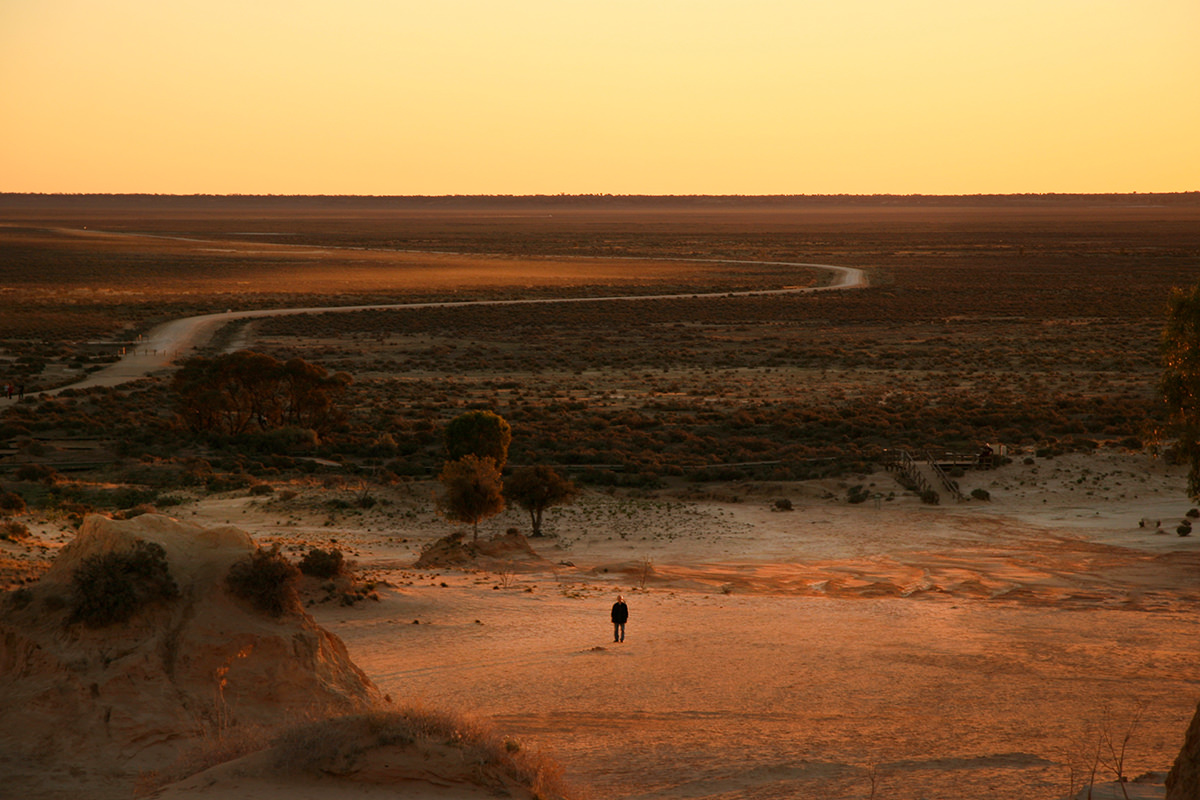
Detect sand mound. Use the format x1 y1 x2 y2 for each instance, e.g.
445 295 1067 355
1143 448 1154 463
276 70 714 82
154 710 569 800
0 514 381 799
1167 702 1200 800
414 529 551 570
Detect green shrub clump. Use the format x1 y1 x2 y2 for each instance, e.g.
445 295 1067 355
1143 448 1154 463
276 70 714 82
69 540 179 627
226 546 300 616
919 489 941 505
298 547 345 579
970 488 991 501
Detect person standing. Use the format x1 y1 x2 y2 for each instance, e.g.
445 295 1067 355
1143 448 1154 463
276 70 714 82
611 594 628 643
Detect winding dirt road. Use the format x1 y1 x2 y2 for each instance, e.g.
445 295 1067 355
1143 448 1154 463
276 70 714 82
18 258 866 398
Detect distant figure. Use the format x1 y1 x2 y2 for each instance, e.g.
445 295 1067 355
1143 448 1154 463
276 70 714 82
611 595 628 643
977 443 994 468
16 385 22 400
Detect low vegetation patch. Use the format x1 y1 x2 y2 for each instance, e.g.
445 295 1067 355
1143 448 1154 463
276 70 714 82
226 546 300 616
0 520 30 540
298 547 345 579
69 539 179 627
271 709 572 799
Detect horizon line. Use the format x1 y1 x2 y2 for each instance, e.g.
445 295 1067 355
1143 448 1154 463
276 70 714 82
2 191 1198 202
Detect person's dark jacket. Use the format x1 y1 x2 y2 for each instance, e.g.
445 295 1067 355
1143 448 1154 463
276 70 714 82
611 601 628 624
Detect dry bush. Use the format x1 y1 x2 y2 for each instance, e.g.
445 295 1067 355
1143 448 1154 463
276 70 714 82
225 546 300 617
135 724 271 796
69 539 179 627
0 520 30 540
297 547 345 579
0 491 26 514
14 463 60 484
271 709 574 799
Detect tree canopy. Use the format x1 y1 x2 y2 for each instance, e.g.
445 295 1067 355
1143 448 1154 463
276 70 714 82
505 464 578 537
436 454 506 540
1161 283 1200 498
172 351 351 436
443 410 512 469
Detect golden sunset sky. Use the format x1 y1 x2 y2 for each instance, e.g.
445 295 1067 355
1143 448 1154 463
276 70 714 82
2 0 1197 195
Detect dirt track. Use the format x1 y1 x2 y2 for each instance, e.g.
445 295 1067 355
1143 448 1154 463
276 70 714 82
12 252 865 399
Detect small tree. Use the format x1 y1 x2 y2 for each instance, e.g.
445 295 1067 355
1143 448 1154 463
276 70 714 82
1161 282 1200 498
443 411 512 470
504 464 578 537
437 455 505 541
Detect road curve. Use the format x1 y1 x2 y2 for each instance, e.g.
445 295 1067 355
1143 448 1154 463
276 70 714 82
18 259 867 398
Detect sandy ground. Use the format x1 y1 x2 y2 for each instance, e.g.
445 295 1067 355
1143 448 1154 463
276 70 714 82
80 450 1190 799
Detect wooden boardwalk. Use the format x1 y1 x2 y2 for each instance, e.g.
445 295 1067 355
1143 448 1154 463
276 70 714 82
883 447 992 502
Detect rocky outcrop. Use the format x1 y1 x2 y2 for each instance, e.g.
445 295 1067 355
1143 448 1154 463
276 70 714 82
0 514 381 795
1167 702 1200 800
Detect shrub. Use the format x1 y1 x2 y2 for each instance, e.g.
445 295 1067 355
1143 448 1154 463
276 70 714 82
69 540 179 627
970 488 991 501
920 489 941 505
1187 508 1199 519
0 491 26 514
846 485 870 504
0 520 30 540
15 463 59 484
249 483 275 496
1177 524 1192 537
207 472 253 492
298 547 345 579
226 546 300 616
271 710 572 800
773 498 794 511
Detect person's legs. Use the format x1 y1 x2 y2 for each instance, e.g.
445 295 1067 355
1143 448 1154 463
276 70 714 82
613 622 620 642
617 622 625 642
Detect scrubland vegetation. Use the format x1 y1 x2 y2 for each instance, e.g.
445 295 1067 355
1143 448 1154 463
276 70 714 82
1 195 1198 515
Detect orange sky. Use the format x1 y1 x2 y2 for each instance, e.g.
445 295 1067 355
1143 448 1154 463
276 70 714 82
1 0 1197 195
